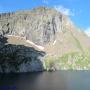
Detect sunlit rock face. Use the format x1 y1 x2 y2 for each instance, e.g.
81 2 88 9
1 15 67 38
0 7 66 45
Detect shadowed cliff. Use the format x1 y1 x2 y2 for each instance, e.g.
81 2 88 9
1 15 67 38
0 36 46 73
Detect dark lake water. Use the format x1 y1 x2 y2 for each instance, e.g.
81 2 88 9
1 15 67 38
0 71 90 90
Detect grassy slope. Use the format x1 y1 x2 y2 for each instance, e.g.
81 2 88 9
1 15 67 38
44 29 90 71
44 52 90 71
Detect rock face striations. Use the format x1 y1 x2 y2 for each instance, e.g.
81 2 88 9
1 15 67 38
0 7 72 45
0 7 90 72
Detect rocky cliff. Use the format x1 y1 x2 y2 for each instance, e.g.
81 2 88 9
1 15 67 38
0 7 78 45
0 7 90 72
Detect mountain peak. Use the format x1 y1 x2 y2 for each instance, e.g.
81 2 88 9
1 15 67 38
0 7 89 53
0 7 90 72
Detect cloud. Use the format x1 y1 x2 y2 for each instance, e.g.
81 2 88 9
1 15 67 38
54 5 74 16
42 0 49 4
85 27 90 37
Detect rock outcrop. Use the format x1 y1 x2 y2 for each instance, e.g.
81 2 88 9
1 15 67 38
0 36 46 73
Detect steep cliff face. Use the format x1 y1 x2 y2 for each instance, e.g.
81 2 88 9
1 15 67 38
0 7 70 45
0 7 90 72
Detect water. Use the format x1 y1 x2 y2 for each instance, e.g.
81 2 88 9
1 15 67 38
0 71 90 90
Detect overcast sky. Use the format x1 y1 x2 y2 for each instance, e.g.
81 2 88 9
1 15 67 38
0 0 90 36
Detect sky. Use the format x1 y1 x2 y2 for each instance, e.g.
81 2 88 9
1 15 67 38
0 0 90 36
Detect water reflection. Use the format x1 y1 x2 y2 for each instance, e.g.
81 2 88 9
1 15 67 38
0 71 90 90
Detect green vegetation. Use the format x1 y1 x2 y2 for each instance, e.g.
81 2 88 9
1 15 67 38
44 52 90 71
71 32 84 52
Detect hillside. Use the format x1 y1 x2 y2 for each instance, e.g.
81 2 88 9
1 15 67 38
0 7 90 72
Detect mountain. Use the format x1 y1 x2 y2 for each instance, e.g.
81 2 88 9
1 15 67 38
0 7 90 73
